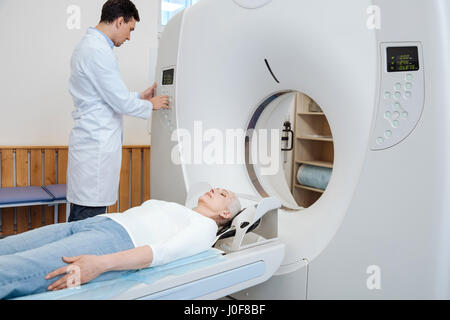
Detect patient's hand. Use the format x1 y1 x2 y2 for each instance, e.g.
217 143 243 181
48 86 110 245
45 255 107 291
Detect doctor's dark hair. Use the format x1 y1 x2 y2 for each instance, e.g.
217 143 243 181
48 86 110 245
100 0 140 24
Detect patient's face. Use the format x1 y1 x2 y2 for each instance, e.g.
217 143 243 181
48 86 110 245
198 188 235 214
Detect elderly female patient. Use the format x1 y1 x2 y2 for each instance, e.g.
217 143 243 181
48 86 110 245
0 188 241 299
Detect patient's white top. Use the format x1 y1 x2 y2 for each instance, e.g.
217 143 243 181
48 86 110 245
100 200 218 266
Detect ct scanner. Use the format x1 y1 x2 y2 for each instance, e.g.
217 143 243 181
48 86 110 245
142 0 450 299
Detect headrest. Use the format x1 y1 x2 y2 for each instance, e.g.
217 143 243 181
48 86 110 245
215 194 260 237
215 197 281 241
216 208 261 240
216 207 248 235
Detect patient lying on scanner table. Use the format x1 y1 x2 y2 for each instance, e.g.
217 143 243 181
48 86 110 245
0 188 241 299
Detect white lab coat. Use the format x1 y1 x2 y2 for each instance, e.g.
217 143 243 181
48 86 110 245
67 28 152 207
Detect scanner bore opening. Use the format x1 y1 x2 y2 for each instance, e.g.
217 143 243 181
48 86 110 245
245 91 334 210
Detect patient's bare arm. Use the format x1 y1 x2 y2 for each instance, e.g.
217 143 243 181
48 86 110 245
102 245 154 271
45 246 154 291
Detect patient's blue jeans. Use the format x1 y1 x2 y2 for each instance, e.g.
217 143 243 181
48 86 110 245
0 216 135 299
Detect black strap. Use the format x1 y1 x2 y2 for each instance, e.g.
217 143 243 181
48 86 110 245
41 185 56 200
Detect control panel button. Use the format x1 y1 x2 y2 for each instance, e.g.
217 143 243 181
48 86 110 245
393 102 401 110
394 91 401 99
394 83 402 90
384 130 392 138
384 111 391 118
376 137 384 145
404 91 412 98
384 92 391 99
392 120 400 128
406 74 413 81
405 82 412 90
402 111 408 119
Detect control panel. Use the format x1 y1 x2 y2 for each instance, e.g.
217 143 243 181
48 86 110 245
159 66 176 133
371 42 424 150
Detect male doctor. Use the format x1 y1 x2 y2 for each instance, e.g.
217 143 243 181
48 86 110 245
67 0 169 222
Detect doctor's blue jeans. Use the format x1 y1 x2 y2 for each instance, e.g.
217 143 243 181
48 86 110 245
0 216 135 299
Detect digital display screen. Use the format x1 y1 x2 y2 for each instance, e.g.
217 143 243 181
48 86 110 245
162 69 174 85
387 46 419 72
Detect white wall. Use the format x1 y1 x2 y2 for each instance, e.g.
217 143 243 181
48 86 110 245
0 0 159 146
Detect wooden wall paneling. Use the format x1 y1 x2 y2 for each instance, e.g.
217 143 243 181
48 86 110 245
143 147 150 202
0 145 150 233
30 149 43 229
107 202 118 214
15 149 29 233
119 148 130 213
57 148 68 222
131 148 142 208
44 149 56 225
1 150 15 236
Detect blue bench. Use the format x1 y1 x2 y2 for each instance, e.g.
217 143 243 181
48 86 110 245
0 184 70 225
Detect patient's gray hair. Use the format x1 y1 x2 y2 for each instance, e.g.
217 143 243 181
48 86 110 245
216 194 242 230
227 195 241 218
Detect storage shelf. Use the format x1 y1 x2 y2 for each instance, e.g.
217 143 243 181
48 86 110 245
295 184 324 194
296 160 333 168
297 135 333 142
297 112 325 116
291 93 334 208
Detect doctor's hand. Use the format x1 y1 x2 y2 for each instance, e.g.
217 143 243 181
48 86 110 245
150 95 170 110
140 82 157 101
45 255 107 291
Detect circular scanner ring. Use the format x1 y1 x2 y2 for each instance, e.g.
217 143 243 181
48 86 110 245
245 90 298 211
